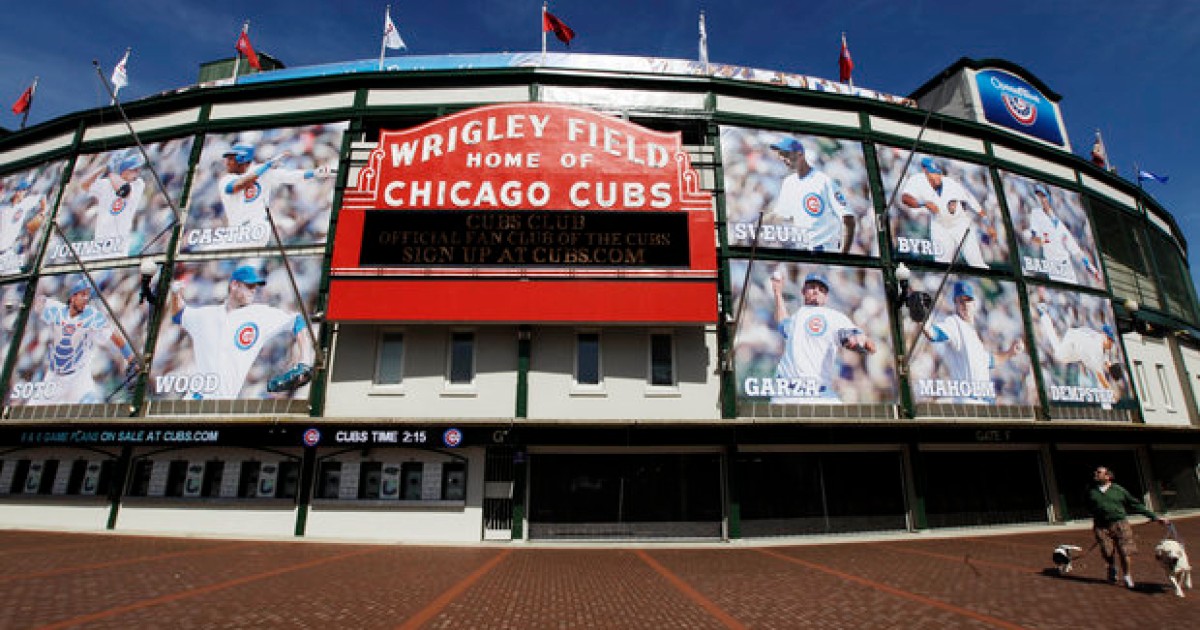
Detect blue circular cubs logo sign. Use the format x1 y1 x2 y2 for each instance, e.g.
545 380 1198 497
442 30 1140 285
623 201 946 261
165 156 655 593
235 322 259 350
443 428 463 448
804 314 828 337
803 193 824 217
302 428 321 447
242 182 262 203
110 198 126 215
1001 93 1037 126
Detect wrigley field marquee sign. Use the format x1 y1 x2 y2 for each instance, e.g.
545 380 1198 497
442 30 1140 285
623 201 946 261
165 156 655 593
329 103 716 323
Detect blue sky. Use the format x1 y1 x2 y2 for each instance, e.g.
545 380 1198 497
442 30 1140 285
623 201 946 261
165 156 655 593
2 1 1197 282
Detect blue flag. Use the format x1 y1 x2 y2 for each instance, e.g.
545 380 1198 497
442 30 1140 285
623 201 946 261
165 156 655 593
1137 169 1169 184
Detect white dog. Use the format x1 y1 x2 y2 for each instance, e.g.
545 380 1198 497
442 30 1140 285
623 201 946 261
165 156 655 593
1052 544 1083 575
1153 539 1193 597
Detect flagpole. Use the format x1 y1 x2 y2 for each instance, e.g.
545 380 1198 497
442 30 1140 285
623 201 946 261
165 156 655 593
541 2 548 64
20 77 37 130
232 21 249 84
379 5 390 71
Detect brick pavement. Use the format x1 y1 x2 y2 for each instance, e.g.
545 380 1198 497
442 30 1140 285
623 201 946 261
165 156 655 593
0 515 1196 629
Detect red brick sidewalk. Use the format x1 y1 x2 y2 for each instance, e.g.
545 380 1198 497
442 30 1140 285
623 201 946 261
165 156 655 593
2 516 1196 629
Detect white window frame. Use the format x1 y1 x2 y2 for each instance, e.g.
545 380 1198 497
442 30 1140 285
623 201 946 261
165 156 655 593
572 330 605 395
1155 363 1175 411
444 329 477 394
646 330 680 396
1133 360 1153 409
370 329 406 394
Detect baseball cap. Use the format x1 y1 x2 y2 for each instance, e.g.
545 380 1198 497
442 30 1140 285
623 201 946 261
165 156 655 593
69 279 93 297
1032 183 1051 197
1102 325 1116 341
952 281 975 301
13 180 32 191
802 273 830 290
770 137 805 153
222 143 256 164
919 157 944 174
231 265 267 286
109 150 145 174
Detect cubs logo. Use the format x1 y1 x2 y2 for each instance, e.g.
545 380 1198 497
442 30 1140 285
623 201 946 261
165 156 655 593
302 428 321 447
443 428 463 448
1002 93 1038 126
803 193 824 217
110 198 126 215
242 182 262 203
234 322 260 350
804 314 828 337
63 323 77 335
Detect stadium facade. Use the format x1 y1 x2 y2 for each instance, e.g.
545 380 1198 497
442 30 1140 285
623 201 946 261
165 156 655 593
0 52 1197 542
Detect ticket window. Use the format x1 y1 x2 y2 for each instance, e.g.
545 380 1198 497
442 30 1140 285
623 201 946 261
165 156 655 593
401 462 423 500
5 460 30 494
165 460 189 497
257 463 279 498
359 462 383 499
238 462 262 499
277 461 300 499
24 461 46 494
202 461 225 498
66 460 94 495
183 462 205 498
380 464 402 500
128 460 154 496
442 462 466 501
317 462 341 499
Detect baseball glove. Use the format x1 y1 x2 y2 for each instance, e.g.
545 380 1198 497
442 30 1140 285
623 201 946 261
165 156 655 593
906 291 934 323
267 363 313 393
1107 363 1125 381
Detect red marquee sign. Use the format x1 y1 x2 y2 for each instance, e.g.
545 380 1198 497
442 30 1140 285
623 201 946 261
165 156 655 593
329 103 716 323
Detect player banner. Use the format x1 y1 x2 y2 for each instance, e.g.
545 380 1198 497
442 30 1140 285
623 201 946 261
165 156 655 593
1002 172 1104 290
9 269 146 407
900 273 1035 406
149 255 322 402
721 126 877 257
877 147 1009 270
730 261 896 405
0 160 66 277
180 123 346 253
44 139 192 267
1028 285 1130 411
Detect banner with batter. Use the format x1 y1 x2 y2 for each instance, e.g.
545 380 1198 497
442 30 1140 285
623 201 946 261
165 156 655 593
730 261 896 405
900 273 1035 407
330 103 716 323
149 255 321 402
8 268 146 407
180 123 346 253
44 139 192 267
721 126 877 257
877 147 1009 270
1002 172 1105 291
0 159 66 277
1027 285 1130 411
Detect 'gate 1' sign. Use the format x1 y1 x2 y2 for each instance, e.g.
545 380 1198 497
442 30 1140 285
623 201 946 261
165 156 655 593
329 103 716 323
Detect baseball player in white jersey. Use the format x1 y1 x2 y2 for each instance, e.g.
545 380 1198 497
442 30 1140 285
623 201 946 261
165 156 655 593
765 138 855 253
921 281 1022 404
1035 301 1119 395
77 149 147 256
900 157 995 269
216 144 334 248
166 265 312 400
0 181 47 273
25 280 138 404
1026 183 1101 285
770 269 876 403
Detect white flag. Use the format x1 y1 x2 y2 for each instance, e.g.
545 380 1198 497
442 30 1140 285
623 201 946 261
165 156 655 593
384 8 406 50
111 48 130 91
698 12 708 67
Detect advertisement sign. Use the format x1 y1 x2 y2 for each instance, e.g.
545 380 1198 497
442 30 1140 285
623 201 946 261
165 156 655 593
9 269 146 407
149 255 321 402
1002 172 1104 290
46 140 192 266
1028 285 1130 410
877 147 1009 270
722 127 877 257
180 123 345 253
730 261 896 405
331 103 716 323
974 68 1065 147
901 274 1035 406
0 160 66 277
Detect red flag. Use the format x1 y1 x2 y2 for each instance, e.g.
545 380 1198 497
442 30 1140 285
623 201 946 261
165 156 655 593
12 85 33 115
839 34 854 83
543 11 575 46
236 31 262 70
